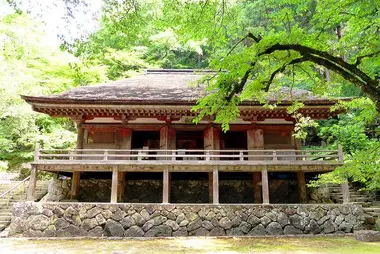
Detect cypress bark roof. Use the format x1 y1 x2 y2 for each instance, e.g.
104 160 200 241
22 69 347 106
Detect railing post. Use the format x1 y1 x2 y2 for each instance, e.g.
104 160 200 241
172 151 176 161
69 150 74 161
305 152 310 161
138 150 142 161
338 144 344 162
272 151 277 161
34 142 40 161
104 150 108 161
206 150 210 161
239 151 244 161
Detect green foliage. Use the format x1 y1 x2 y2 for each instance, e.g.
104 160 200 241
312 141 380 190
311 98 380 189
0 13 106 171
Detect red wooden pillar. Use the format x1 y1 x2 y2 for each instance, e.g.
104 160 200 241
247 129 264 203
204 126 220 203
160 126 176 203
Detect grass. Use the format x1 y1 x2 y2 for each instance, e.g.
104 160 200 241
0 236 380 254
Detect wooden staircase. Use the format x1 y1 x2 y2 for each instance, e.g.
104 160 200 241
0 180 49 231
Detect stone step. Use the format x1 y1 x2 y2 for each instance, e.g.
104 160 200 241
363 208 380 212
365 212 380 217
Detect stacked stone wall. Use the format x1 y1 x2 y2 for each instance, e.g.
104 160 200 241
45 179 303 204
9 202 364 237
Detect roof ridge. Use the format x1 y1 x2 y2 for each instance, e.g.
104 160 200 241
145 69 215 74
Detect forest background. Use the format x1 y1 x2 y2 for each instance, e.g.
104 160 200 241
0 0 379 189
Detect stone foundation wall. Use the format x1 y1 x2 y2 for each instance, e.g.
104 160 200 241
9 202 364 237
124 180 162 203
45 179 303 204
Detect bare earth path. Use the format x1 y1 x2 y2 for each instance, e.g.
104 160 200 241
0 236 379 254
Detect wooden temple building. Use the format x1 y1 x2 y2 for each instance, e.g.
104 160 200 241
22 69 349 205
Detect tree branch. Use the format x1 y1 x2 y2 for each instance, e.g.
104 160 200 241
354 51 380 66
247 32 262 43
258 43 375 85
264 56 309 91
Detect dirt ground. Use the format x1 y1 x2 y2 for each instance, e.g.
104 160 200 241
0 236 379 254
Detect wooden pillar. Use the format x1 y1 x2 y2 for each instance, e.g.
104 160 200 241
111 167 119 203
27 165 38 201
212 169 219 204
118 129 132 149
118 172 125 202
208 172 213 203
70 171 81 200
160 126 176 150
204 126 220 203
247 129 264 149
76 125 85 149
160 126 174 203
297 171 307 203
163 168 170 203
253 172 262 203
342 181 350 204
204 126 220 152
247 129 264 203
261 167 270 204
291 131 302 150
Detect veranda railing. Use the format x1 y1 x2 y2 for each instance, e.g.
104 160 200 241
34 147 344 162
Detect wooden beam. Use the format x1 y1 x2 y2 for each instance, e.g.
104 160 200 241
342 181 350 204
252 172 262 203
70 171 81 200
212 169 219 204
111 167 119 203
261 167 270 204
163 168 170 203
27 165 38 201
297 171 307 203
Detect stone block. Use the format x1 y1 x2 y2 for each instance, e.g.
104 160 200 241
125 226 144 237
354 230 380 242
219 217 232 229
105 219 124 237
209 227 225 236
248 224 266 235
266 222 283 235
145 225 172 237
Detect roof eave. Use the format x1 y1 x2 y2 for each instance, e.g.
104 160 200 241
21 95 354 107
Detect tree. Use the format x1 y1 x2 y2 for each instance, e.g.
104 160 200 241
183 0 380 126
0 13 106 170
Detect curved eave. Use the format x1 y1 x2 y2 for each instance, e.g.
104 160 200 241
21 95 350 121
21 95 353 107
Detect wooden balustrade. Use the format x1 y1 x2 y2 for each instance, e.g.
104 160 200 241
29 144 346 205
35 148 343 163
